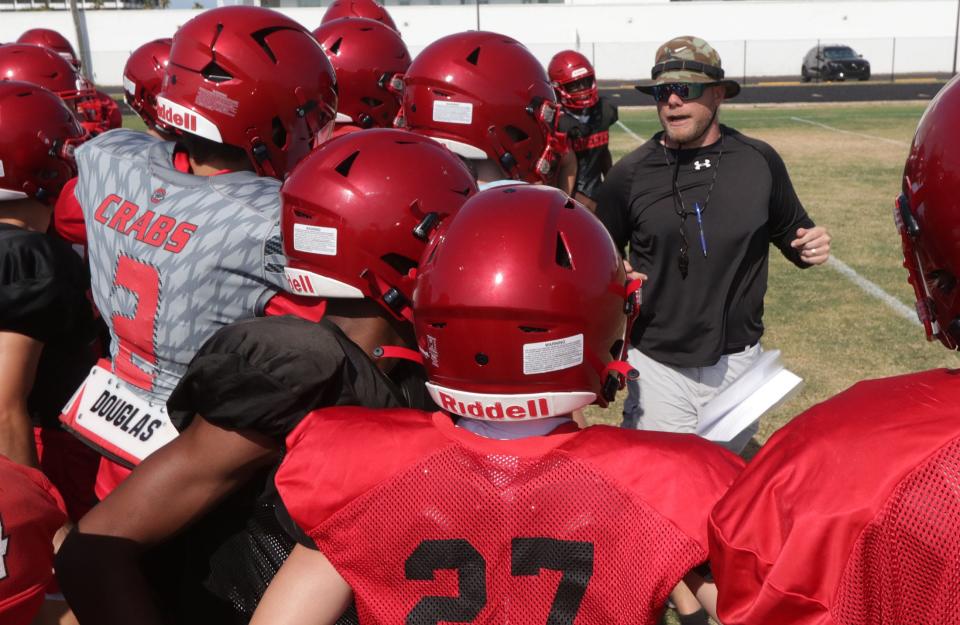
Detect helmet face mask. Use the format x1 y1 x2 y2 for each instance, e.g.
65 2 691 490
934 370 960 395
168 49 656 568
548 50 599 110
895 191 960 349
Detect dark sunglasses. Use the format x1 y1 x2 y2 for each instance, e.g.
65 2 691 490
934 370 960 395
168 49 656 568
651 82 716 102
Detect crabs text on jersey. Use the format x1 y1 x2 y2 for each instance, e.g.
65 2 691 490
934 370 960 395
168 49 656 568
93 193 197 253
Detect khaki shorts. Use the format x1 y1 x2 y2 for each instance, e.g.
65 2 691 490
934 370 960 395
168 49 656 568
621 344 762 453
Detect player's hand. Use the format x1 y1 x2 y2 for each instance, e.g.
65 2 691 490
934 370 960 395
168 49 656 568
623 259 648 282
791 226 831 265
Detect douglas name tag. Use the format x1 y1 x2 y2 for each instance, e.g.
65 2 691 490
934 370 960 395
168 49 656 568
61 365 178 467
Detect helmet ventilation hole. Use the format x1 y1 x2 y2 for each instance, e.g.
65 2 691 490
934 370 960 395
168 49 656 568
329 37 343 55
555 232 573 270
250 26 299 64
200 61 232 82
271 116 287 148
504 125 529 142
335 150 360 177
465 47 481 66
381 253 418 276
474 353 489 366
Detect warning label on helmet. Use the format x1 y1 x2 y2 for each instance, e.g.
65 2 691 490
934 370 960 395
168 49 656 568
433 100 473 125
293 224 337 256
196 87 239 118
523 334 583 375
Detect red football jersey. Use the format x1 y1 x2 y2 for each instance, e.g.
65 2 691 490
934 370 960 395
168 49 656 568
277 407 744 625
0 455 67 625
709 368 960 625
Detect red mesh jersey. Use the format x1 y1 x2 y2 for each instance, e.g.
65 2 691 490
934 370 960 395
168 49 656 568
709 368 960 625
277 407 744 625
0 455 67 625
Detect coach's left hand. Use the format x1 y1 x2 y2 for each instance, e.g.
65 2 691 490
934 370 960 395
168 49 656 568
792 226 831 265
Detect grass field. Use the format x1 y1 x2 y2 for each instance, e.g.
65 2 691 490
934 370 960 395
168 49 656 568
582 101 960 450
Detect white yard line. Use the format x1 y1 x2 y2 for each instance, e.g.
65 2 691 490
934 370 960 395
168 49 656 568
615 119 645 143
612 119 920 326
789 116 911 147
826 257 920 326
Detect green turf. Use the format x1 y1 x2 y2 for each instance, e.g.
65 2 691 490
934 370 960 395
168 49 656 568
122 112 148 132
587 102 960 450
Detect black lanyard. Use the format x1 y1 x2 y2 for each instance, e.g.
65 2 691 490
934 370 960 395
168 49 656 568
662 130 724 278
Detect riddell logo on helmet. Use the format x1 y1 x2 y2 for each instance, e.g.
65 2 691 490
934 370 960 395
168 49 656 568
154 96 223 143
436 391 550 420
156 102 197 132
285 270 317 295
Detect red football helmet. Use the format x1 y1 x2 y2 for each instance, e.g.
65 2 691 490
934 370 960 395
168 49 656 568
311 18 410 130
17 28 79 68
158 6 338 178
0 44 97 117
123 38 172 131
320 0 398 32
414 185 639 420
0 81 88 203
398 31 563 184
548 49 599 110
898 74 960 350
281 129 477 321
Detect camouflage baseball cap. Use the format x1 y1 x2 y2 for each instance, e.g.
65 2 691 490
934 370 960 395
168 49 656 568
635 36 740 99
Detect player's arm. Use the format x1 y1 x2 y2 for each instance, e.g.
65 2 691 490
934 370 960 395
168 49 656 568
52 177 87 247
0 330 42 466
683 569 718 623
557 149 578 195
251 543 353 625
55 415 280 625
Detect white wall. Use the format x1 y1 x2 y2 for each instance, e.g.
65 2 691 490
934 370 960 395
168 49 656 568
1 0 955 84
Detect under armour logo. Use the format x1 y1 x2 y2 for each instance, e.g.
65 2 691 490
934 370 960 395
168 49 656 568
694 159 711 171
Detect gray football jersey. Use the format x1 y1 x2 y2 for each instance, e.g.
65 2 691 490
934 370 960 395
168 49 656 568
75 129 288 402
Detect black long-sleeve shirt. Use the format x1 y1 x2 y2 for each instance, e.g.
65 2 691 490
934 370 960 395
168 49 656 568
595 126 814 368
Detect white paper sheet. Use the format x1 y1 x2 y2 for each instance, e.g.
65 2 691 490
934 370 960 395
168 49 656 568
697 349 803 442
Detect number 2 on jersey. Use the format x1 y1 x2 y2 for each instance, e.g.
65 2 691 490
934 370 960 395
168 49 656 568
405 537 594 625
111 255 161 391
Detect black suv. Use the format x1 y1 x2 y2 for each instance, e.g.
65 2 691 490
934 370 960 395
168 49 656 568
801 45 870 82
